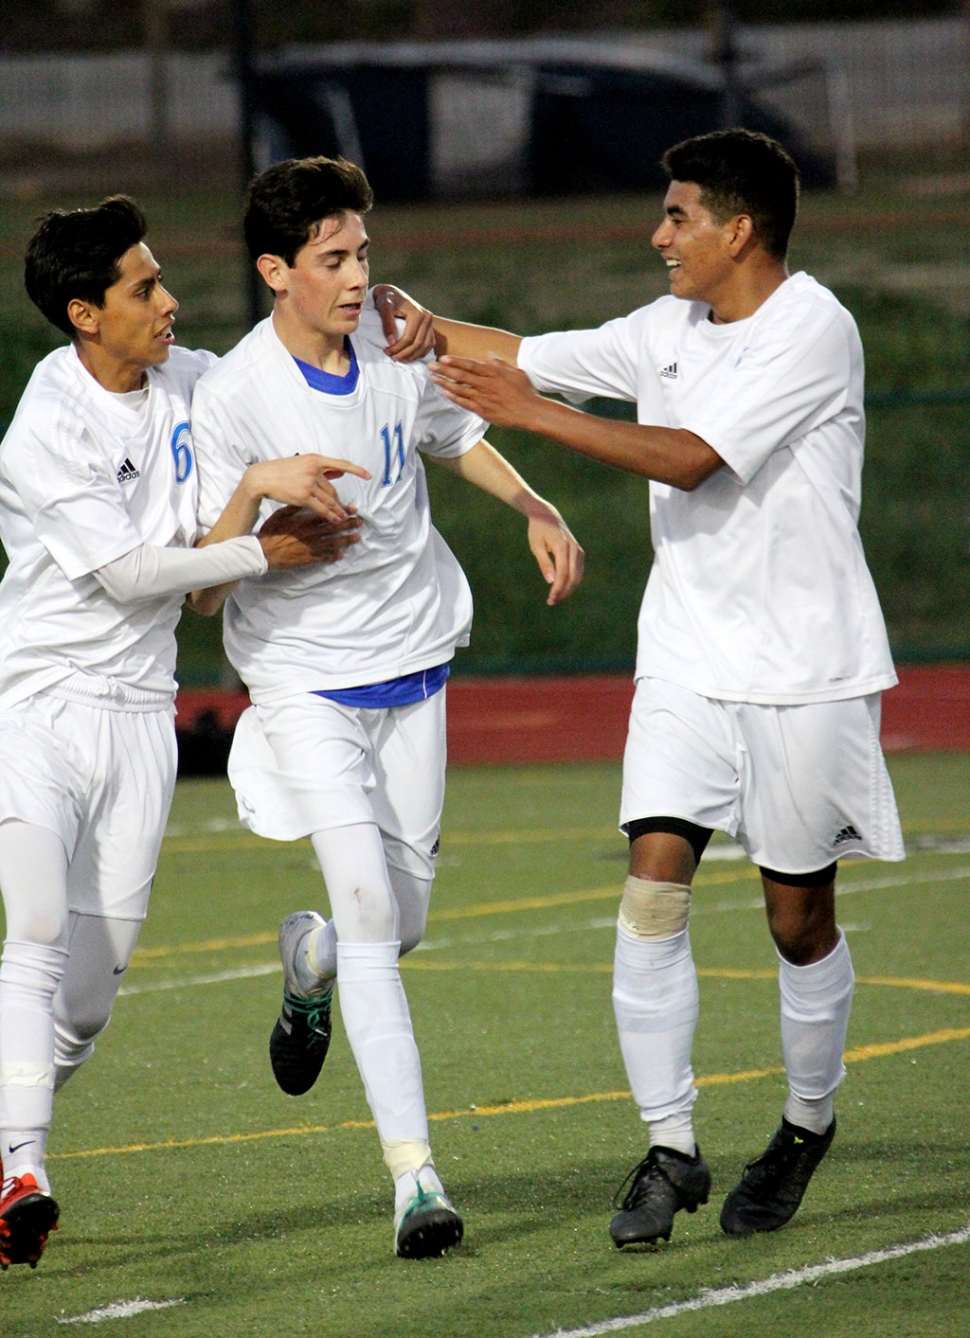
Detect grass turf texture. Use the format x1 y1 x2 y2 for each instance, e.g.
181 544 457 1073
2 172 970 674
1 753 968 1336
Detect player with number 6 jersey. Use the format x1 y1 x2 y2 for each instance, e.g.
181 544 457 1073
0 195 363 1270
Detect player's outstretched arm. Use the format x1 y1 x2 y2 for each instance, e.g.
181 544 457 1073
373 285 522 366
200 453 371 550
431 439 584 606
430 355 722 491
188 453 370 615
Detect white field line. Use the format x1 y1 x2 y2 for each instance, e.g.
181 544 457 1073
57 1297 185 1324
118 963 278 995
531 1223 970 1338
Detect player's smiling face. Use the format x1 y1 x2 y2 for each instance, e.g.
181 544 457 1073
71 242 178 388
274 211 370 346
652 181 737 307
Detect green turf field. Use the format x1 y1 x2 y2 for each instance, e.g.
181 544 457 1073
2 752 968 1336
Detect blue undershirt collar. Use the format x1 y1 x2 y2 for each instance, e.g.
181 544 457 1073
293 342 359 395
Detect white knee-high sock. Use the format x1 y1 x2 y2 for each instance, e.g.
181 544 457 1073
336 940 430 1171
0 820 70 1191
613 925 698 1152
0 940 67 1190
779 930 854 1134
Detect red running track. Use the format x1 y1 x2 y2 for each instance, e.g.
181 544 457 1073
175 665 970 766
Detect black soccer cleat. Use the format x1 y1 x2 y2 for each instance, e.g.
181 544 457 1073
269 989 333 1096
609 1145 712 1247
269 911 334 1096
720 1115 836 1236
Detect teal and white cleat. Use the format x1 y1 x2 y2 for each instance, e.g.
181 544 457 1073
269 911 333 1096
394 1171 464 1259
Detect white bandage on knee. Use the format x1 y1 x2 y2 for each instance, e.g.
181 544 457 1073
618 876 691 940
382 1138 434 1180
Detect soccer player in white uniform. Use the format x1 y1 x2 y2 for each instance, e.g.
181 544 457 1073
188 156 584 1260
384 129 904 1246
0 196 364 1268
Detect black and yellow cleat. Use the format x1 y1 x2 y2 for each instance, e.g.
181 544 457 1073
720 1116 836 1236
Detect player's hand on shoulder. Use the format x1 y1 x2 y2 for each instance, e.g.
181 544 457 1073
246 454 371 524
372 285 436 362
525 503 585 606
256 505 363 570
430 355 538 429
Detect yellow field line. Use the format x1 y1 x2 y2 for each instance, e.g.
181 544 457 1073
50 1023 970 1163
400 962 970 1000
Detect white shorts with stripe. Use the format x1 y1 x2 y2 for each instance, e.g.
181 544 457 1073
228 689 446 879
620 676 904 874
0 692 177 920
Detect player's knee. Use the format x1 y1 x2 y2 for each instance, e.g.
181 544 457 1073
5 910 68 949
618 875 691 940
55 1002 112 1055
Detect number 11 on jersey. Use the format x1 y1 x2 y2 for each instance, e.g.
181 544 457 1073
380 422 405 486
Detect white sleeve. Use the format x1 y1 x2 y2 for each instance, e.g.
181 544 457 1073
93 536 267 603
413 372 487 460
517 312 645 404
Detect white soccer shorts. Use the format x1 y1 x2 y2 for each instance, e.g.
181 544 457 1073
0 693 177 920
620 676 904 874
228 689 447 879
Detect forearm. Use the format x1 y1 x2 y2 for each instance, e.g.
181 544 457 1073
433 440 551 517
432 318 522 365
514 397 722 490
197 473 265 548
94 537 266 603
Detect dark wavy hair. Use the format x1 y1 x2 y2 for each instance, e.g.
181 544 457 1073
25 195 148 337
661 129 799 260
243 156 374 266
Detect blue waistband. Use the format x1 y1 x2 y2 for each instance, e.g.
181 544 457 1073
313 663 450 709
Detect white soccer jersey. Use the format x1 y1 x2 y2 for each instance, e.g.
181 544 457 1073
518 272 896 705
191 308 485 702
0 343 214 708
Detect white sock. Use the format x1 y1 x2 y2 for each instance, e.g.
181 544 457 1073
336 940 429 1149
612 925 698 1139
0 939 66 1192
779 930 853 1135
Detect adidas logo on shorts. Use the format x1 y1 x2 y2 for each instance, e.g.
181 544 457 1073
660 362 678 379
832 824 861 846
116 457 140 483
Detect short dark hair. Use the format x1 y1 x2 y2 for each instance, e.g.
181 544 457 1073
661 129 799 260
24 195 148 337
243 156 374 266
